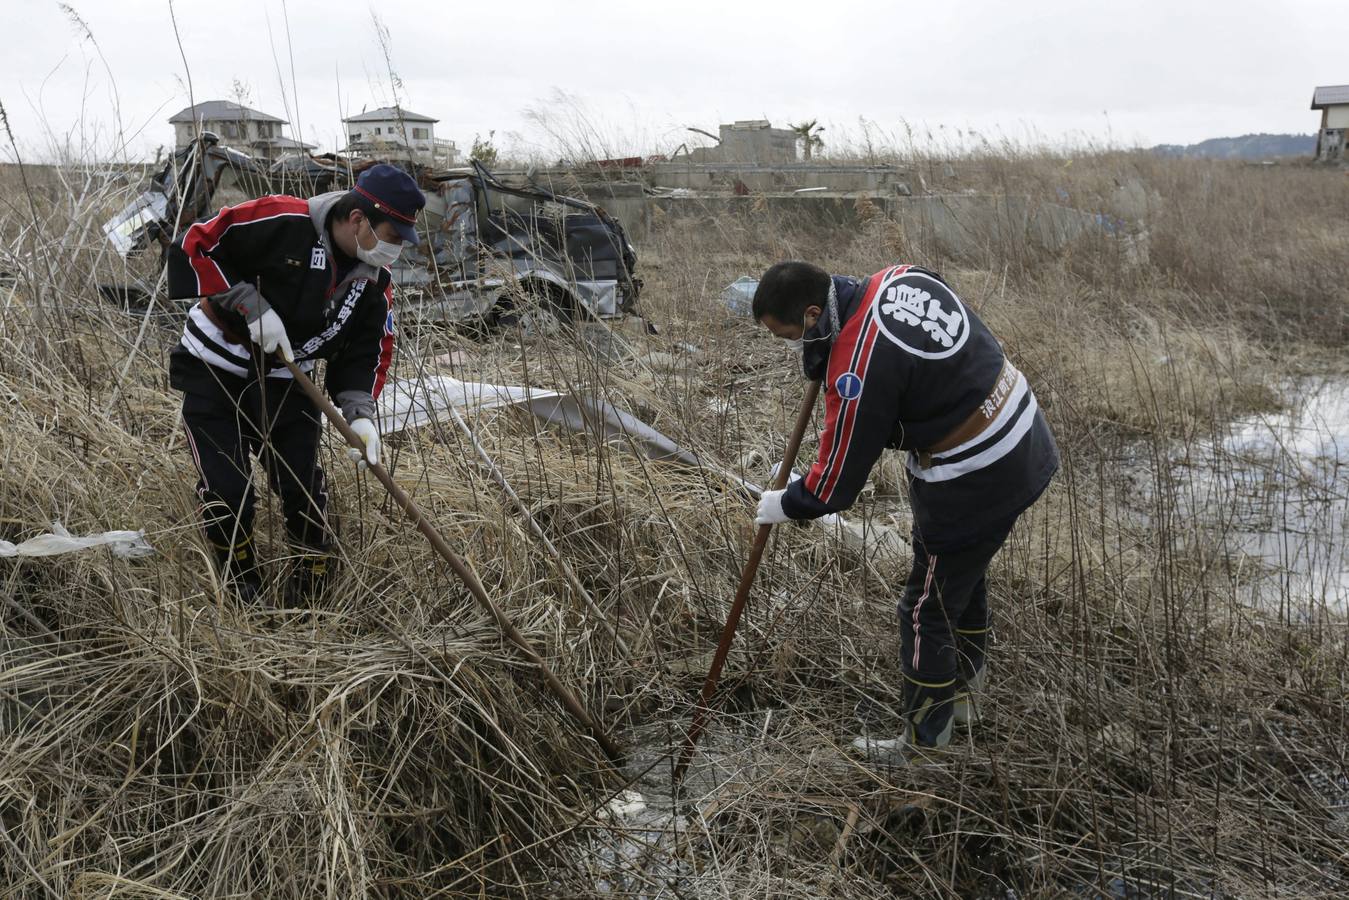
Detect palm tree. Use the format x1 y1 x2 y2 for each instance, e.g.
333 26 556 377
791 120 825 161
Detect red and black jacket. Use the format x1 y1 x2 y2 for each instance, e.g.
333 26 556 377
783 266 1058 550
166 193 395 419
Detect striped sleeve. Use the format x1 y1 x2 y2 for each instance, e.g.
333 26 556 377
372 281 395 398
782 281 908 519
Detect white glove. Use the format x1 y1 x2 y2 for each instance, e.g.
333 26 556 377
347 417 380 468
247 308 294 362
755 488 792 526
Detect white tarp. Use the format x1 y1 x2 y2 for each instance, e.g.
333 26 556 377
377 375 716 473
0 523 154 559
378 375 562 434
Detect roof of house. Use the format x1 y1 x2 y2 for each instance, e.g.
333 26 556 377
343 105 438 124
1311 85 1349 109
169 100 286 124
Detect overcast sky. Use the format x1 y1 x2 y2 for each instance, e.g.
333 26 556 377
0 0 1343 162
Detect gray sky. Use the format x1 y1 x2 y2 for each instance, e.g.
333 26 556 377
1 0 1343 162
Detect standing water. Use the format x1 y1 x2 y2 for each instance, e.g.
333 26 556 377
1170 374 1349 613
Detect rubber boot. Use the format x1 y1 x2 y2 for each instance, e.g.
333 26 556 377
851 677 956 764
850 716 954 765
953 664 987 726
212 536 262 604
283 549 335 608
952 620 990 726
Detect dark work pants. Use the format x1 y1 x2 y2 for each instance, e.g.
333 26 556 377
899 521 1015 745
181 373 332 557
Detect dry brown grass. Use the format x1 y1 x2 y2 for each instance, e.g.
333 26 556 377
1 151 1347 897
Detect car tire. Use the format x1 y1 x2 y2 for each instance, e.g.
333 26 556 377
494 281 578 335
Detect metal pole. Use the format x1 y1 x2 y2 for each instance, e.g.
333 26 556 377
282 359 624 764
673 378 821 783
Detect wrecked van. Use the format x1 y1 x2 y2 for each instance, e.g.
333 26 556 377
103 141 641 326
397 162 641 325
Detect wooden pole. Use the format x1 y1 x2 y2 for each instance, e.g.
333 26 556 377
283 359 624 764
673 378 821 782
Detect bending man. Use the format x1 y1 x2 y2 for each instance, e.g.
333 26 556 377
752 261 1058 761
167 164 425 605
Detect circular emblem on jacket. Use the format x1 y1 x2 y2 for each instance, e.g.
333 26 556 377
835 371 863 400
871 269 970 359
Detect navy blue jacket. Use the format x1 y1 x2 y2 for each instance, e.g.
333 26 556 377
165 193 395 421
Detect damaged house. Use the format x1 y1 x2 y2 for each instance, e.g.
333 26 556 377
1312 85 1349 163
168 100 314 158
343 106 457 165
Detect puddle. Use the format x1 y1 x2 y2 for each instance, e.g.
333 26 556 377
1209 375 1348 611
565 708 870 896
559 714 776 897
1146 374 1349 612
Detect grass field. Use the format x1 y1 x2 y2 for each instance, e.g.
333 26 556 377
1 150 1347 897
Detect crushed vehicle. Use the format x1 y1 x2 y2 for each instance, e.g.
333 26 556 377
399 162 640 324
102 132 274 258
102 134 641 325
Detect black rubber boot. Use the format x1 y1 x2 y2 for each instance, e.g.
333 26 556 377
953 626 990 726
851 678 957 765
211 537 263 604
283 550 335 608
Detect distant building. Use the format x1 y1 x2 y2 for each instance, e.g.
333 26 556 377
1311 85 1349 162
717 120 798 164
167 100 315 156
343 106 457 164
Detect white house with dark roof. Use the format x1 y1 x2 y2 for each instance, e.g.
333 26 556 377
1311 85 1349 162
168 100 315 156
342 105 456 163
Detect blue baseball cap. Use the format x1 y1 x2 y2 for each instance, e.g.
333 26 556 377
352 164 426 245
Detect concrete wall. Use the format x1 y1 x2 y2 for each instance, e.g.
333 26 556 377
651 162 909 193
485 167 1140 261
648 191 1136 264
650 193 871 232
890 194 1138 263
717 125 797 164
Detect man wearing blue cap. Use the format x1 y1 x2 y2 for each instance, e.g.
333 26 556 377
166 164 426 605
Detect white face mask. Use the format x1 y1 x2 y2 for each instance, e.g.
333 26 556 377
783 312 825 355
356 218 404 267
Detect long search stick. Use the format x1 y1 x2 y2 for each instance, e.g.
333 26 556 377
282 359 623 764
673 378 822 783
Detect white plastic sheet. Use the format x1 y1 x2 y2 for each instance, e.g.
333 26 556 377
377 375 562 434
0 522 154 559
377 375 730 475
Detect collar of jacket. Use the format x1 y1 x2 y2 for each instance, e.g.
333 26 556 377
800 275 864 381
309 190 384 293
